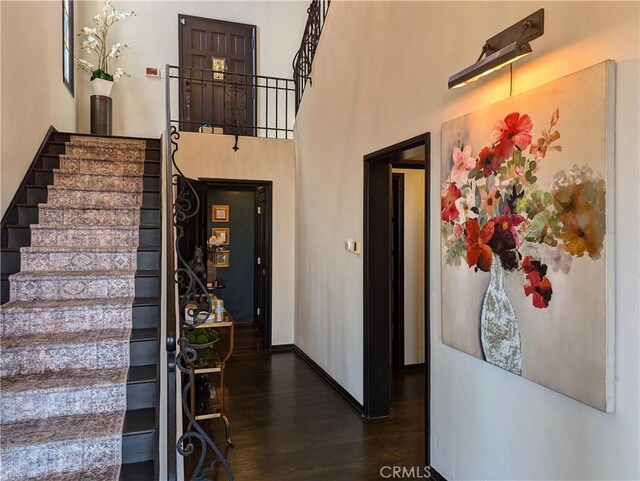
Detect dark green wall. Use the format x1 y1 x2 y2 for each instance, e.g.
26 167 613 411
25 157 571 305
208 189 255 321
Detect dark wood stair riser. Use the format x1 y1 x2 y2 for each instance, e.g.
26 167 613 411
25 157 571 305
18 205 38 225
127 382 157 410
122 432 155 465
130 339 157 367
34 170 54 187
119 461 155 481
143 176 160 191
40 155 60 170
140 209 160 226
137 251 159 271
142 192 160 209
133 304 160 329
1 279 8 303
134 276 159 298
139 228 160 246
26 186 47 205
7 226 30 248
1 250 19 273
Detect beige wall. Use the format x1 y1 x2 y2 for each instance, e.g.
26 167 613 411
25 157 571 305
393 168 425 366
0 1 77 218
74 1 307 138
175 132 295 345
294 2 639 479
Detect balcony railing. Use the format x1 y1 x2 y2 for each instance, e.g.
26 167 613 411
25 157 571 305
166 65 295 150
293 0 331 111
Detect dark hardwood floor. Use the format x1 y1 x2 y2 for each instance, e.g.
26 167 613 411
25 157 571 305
190 323 425 481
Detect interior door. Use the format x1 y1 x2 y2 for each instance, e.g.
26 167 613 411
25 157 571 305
179 15 256 135
255 187 267 332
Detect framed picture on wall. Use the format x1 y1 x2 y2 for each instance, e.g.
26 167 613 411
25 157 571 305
212 227 229 244
212 205 229 222
215 249 230 268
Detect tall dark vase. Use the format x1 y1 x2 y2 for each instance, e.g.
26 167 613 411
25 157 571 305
90 95 112 135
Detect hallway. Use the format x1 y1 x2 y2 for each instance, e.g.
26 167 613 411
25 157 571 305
200 324 425 480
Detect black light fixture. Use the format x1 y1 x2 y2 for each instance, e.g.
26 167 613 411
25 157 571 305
448 9 545 89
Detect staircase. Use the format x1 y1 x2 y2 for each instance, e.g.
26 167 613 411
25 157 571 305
0 132 161 480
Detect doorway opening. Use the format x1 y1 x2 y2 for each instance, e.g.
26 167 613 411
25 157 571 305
182 178 273 349
391 173 405 370
363 133 430 459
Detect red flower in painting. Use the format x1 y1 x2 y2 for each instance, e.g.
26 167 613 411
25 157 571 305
524 271 553 308
464 219 495 272
441 182 462 222
490 112 533 158
476 146 502 178
491 206 525 247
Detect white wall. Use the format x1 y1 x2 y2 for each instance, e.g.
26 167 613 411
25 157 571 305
75 1 308 138
294 2 639 479
175 132 295 346
0 1 77 218
393 168 425 366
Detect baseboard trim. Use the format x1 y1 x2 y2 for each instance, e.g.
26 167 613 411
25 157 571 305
269 343 294 352
429 467 447 481
292 345 364 415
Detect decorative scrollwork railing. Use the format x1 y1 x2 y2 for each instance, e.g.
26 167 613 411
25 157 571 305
165 125 234 480
293 0 331 111
167 65 295 152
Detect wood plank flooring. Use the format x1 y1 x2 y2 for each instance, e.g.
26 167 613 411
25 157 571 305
191 324 425 480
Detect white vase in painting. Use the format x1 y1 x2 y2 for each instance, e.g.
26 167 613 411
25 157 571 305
480 259 522 375
91 78 113 97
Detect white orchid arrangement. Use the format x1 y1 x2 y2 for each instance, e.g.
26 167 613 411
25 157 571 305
207 234 227 250
77 1 135 82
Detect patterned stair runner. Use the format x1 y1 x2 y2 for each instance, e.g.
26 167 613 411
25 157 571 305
0 135 146 480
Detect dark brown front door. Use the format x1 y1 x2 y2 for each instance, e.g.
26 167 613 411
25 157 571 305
179 15 256 134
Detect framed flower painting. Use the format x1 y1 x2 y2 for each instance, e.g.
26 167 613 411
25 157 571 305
440 61 615 412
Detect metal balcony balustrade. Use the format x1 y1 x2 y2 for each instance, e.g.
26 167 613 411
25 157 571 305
166 65 295 151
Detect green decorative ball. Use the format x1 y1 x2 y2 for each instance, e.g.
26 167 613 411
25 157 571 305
195 335 209 345
207 330 219 342
186 333 196 344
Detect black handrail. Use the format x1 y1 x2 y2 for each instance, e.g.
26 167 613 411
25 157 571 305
292 0 331 111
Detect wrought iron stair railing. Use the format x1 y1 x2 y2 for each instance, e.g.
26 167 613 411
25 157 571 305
292 0 331 111
165 126 233 480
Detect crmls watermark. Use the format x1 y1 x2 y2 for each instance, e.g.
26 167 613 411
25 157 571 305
379 466 433 479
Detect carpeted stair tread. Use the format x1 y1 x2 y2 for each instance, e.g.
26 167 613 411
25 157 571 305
48 184 141 194
20 465 121 481
22 245 138 253
9 269 136 280
64 145 145 162
29 224 140 249
59 157 145 176
1 297 134 310
0 367 128 423
1 411 123 446
31 224 139 231
1 366 128 394
53 168 143 179
1 412 124 480
1 327 130 350
70 135 147 149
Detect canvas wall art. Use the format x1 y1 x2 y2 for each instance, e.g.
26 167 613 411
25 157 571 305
440 61 614 412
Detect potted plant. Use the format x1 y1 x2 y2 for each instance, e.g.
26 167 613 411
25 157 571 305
77 0 135 97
